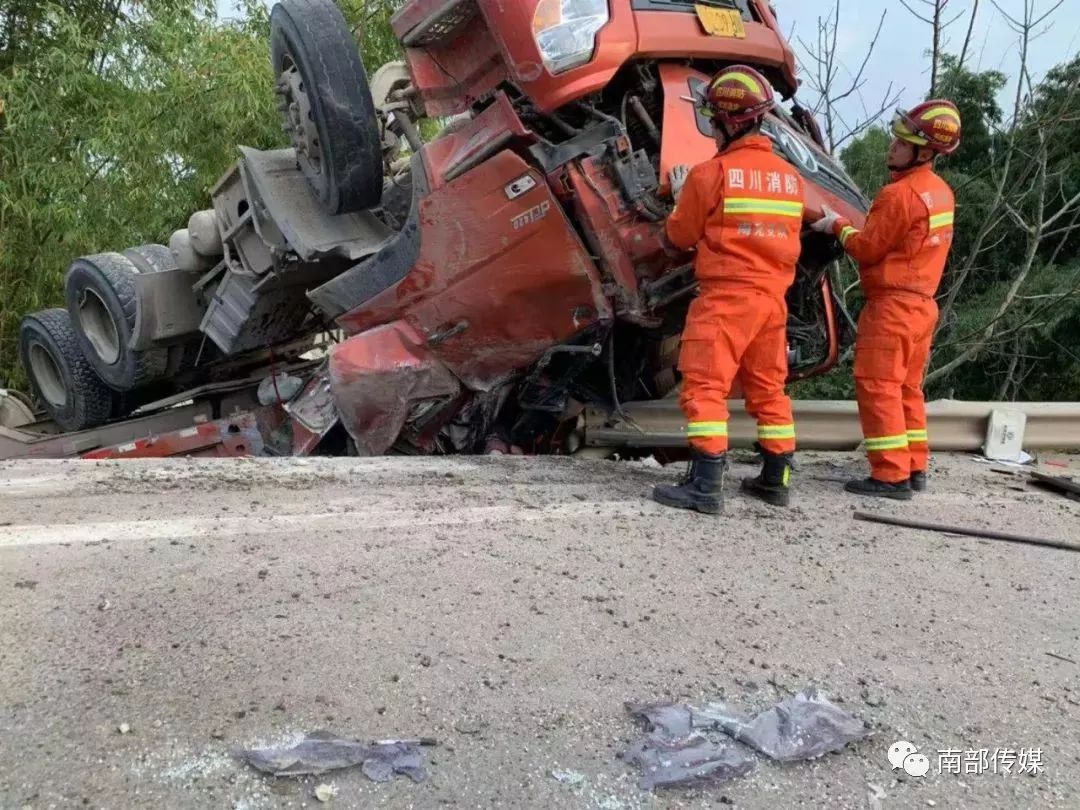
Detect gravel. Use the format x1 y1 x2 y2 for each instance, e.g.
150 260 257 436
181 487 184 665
0 452 1077 809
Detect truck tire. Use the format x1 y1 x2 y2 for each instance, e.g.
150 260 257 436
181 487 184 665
65 252 169 391
123 243 176 274
19 309 113 432
270 0 383 214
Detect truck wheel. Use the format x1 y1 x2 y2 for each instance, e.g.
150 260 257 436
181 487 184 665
123 243 176 274
65 252 169 391
19 309 113 432
270 0 383 214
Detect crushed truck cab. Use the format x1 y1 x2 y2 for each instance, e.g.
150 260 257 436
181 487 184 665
11 0 867 460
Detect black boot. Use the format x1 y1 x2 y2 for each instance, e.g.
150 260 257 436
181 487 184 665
910 471 928 492
652 450 726 515
741 444 793 507
844 477 914 501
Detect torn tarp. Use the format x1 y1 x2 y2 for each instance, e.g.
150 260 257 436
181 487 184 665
621 731 756 790
237 731 427 782
625 702 694 738
691 688 870 762
621 688 869 790
622 703 755 790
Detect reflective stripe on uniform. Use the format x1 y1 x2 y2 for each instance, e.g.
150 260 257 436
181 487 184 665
757 424 796 440
907 429 929 443
929 211 954 230
865 434 910 451
723 198 804 218
839 225 859 246
687 421 729 438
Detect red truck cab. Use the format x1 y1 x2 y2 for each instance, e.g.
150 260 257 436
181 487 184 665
393 0 798 115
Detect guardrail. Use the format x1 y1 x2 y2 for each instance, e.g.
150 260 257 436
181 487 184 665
584 399 1080 451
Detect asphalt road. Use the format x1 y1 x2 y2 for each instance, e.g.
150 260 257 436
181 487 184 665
1 452 1078 809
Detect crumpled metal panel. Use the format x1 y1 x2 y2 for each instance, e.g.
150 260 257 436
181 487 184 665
285 365 339 456
337 149 610 394
329 320 461 455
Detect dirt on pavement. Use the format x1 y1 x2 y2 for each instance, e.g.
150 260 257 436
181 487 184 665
0 452 1078 809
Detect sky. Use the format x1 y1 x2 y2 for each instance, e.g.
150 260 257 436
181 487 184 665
218 0 1080 137
776 0 1080 136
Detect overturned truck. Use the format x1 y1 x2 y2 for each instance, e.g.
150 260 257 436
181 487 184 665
5 0 867 460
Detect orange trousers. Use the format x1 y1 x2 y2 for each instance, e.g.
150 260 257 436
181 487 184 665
854 295 937 482
678 289 796 456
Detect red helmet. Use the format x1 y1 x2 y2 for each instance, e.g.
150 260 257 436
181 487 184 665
700 65 776 126
892 100 962 155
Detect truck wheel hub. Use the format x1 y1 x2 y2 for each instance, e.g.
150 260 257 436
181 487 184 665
276 61 323 178
77 289 122 366
28 343 67 407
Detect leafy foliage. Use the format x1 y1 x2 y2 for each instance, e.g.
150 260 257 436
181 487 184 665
796 53 1080 402
337 0 402 75
3 3 1076 405
0 0 404 386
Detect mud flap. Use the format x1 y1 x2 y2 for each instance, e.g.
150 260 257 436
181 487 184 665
329 320 461 455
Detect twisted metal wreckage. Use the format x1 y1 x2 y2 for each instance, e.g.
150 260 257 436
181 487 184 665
9 0 884 460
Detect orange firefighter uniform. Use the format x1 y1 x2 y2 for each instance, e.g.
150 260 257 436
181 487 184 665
667 135 805 458
832 163 955 482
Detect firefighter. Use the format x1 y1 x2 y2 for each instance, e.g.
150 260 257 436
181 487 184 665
653 65 804 515
811 100 962 499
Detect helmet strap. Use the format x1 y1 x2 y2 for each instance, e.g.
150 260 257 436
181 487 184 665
890 153 919 172
732 120 759 142
890 141 933 172
715 119 759 151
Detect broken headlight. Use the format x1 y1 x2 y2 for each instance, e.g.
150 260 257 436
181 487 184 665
532 0 610 75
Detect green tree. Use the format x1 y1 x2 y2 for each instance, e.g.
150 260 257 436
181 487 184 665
839 126 890 196
0 1 280 384
0 0 404 386
338 0 403 74
935 53 1005 174
806 53 1080 403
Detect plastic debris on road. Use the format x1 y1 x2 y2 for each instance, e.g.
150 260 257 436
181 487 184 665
626 702 694 737
622 703 755 790
690 687 870 762
621 688 869 789
621 731 756 790
237 731 427 782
